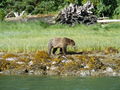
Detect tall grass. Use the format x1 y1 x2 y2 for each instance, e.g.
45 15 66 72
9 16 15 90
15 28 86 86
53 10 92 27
0 21 120 52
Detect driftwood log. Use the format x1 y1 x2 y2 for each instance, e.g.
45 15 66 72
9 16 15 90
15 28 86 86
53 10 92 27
5 11 25 18
55 1 97 26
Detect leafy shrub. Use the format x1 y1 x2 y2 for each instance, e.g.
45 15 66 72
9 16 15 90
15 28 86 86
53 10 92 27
25 5 34 13
96 0 117 17
14 1 26 12
95 2 106 17
0 0 119 16
0 9 6 21
36 1 55 14
113 6 120 19
32 1 59 14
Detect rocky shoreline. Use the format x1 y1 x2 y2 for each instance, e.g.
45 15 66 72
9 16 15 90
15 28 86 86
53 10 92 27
0 47 120 77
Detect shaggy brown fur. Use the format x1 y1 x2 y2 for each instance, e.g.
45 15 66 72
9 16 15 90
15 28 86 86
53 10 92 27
48 37 75 55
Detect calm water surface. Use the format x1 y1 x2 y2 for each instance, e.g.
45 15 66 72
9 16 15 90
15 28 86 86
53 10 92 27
0 75 120 90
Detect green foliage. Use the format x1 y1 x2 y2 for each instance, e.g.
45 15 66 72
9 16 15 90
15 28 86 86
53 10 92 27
64 0 82 5
0 9 6 21
25 5 34 13
64 0 75 3
95 2 106 17
0 0 6 8
32 0 65 14
113 6 120 19
114 6 120 15
96 0 117 17
14 1 26 12
0 0 120 17
113 0 120 18
32 1 55 14
0 0 65 14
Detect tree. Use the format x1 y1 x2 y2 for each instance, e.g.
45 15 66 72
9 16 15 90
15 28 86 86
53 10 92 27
77 0 82 5
0 9 6 21
96 0 117 17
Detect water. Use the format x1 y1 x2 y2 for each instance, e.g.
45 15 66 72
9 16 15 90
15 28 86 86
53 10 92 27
0 75 120 90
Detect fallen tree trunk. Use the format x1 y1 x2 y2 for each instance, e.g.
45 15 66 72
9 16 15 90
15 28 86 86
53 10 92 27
97 19 120 23
5 11 25 18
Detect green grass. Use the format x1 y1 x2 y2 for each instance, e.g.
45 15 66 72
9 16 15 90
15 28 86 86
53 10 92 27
0 21 120 52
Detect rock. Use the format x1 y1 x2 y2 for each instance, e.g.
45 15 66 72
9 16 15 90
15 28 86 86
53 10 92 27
0 52 5 56
61 70 77 76
34 70 44 75
61 59 72 63
16 61 25 64
46 70 59 76
112 72 117 76
84 64 90 69
118 73 120 76
0 72 3 74
28 61 33 66
91 69 95 72
29 70 34 74
52 61 57 65
6 57 18 61
0 57 3 60
61 60 67 63
50 66 58 71
2 69 27 75
46 66 50 70
1 50 120 76
91 70 103 76
80 70 91 77
104 47 119 54
106 67 113 72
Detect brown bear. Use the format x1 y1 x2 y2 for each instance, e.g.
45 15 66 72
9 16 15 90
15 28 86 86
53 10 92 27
48 37 75 55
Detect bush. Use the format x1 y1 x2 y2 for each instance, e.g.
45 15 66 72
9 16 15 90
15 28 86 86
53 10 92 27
25 5 34 13
113 0 120 18
14 1 26 12
113 6 120 19
96 0 117 17
0 9 6 21
39 1 56 12
96 2 106 17
32 1 59 14
0 0 119 17
114 6 120 15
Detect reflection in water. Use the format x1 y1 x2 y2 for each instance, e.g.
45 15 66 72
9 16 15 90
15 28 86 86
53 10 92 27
0 75 120 90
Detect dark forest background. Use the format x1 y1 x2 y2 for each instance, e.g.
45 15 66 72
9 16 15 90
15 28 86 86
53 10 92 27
0 0 120 19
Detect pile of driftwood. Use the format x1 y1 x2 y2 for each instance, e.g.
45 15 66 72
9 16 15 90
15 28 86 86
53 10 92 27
55 1 97 26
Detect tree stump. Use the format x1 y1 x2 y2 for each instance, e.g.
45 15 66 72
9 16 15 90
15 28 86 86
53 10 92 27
55 1 97 26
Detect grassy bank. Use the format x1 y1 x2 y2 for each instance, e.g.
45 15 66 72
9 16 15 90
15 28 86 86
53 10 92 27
0 21 120 52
